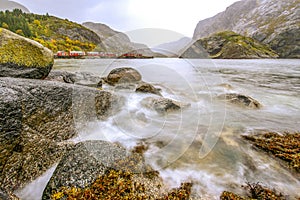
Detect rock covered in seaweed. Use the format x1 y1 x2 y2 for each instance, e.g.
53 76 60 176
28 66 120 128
43 140 192 200
0 28 53 79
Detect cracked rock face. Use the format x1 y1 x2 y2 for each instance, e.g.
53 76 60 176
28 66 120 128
193 0 300 58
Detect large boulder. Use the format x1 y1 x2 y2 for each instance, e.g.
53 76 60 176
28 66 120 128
0 28 53 79
218 93 262 109
0 77 122 191
105 67 142 85
42 140 166 200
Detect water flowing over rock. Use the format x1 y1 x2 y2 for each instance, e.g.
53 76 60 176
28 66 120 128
105 67 142 85
135 82 162 96
0 77 121 191
218 93 262 109
42 141 127 200
0 28 53 79
193 0 299 58
141 97 190 114
42 140 170 200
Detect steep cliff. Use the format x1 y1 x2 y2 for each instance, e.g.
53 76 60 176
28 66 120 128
193 0 300 58
83 22 154 56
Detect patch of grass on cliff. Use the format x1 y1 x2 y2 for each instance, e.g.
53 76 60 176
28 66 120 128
243 132 300 172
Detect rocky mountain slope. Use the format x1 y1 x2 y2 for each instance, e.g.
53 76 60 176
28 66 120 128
193 0 300 58
152 37 193 57
0 0 30 13
181 31 278 59
83 22 154 56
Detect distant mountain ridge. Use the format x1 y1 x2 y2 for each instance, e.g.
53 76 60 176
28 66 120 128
152 37 193 57
83 22 154 56
0 0 30 13
193 0 300 58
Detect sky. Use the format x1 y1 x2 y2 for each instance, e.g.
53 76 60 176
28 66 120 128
9 0 239 45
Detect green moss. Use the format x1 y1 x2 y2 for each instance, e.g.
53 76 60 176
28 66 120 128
0 36 53 68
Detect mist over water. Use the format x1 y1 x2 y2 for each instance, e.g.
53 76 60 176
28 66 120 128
20 59 299 199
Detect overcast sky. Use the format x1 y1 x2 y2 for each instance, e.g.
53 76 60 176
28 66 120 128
10 0 238 45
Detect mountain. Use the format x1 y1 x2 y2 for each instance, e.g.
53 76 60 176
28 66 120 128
0 9 105 52
152 37 193 57
193 0 299 58
83 22 154 56
0 0 30 13
181 31 278 59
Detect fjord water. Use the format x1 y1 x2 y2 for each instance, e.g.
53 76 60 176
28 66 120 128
21 59 300 199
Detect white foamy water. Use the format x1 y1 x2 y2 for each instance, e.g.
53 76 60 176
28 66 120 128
17 58 300 199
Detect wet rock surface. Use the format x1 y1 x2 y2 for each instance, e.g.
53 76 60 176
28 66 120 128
218 93 262 109
136 82 162 96
46 70 102 87
0 28 53 79
142 97 190 114
105 67 142 85
0 77 121 191
243 132 300 173
43 140 192 200
221 182 288 200
42 141 127 200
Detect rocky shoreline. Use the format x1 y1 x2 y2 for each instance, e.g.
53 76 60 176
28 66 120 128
0 29 299 200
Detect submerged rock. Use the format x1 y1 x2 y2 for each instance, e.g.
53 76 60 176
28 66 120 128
0 77 121 191
105 67 142 85
218 93 262 109
0 28 53 79
136 82 162 96
142 97 190 114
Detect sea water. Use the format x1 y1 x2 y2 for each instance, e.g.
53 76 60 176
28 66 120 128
17 58 300 199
